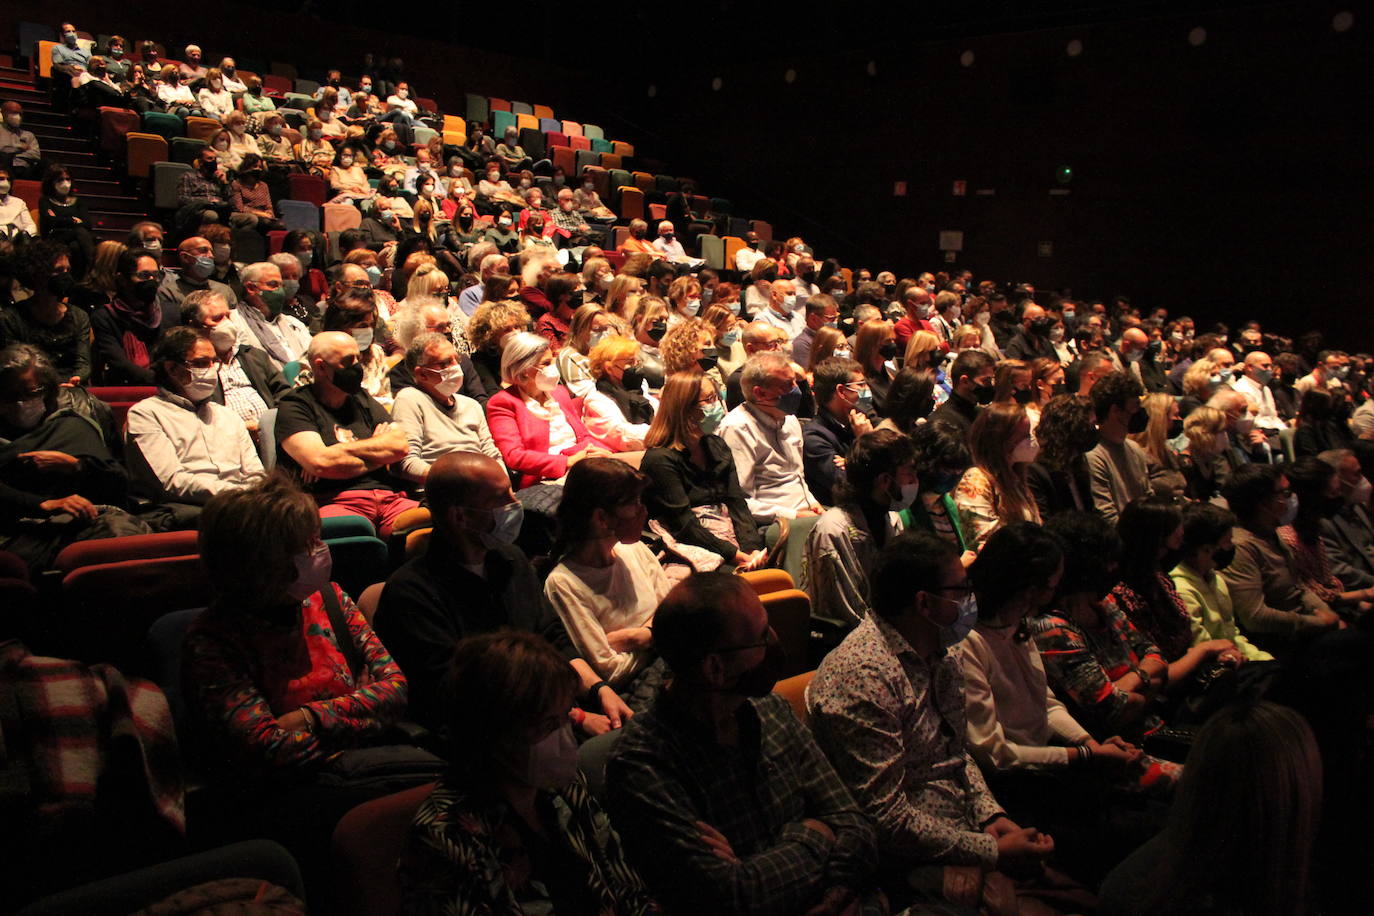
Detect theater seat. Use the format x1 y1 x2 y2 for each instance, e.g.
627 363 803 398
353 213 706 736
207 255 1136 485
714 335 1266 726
698 234 725 270
516 113 538 132
568 135 591 153
59 554 209 667
288 173 327 206
330 783 436 916
510 101 533 116
560 120 582 137
774 670 815 726
532 103 555 121
183 116 221 144
539 117 561 135
576 149 599 173
140 111 184 143
151 162 192 211
170 137 205 166
323 203 362 233
723 235 746 270
612 141 634 158
53 530 200 577
492 110 516 137
325 536 389 603
583 166 610 200
631 171 654 193
590 138 613 155
759 589 811 679
279 199 321 231
99 107 140 157
582 124 604 141
616 187 644 222
549 145 575 177
750 219 774 242
464 93 489 124
355 583 385 625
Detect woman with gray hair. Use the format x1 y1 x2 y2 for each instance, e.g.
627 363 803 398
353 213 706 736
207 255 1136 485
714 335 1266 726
484 332 611 489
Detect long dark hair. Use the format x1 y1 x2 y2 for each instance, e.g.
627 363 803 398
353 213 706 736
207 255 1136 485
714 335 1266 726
1117 495 1183 599
969 522 1064 623
552 457 647 563
1286 456 1337 544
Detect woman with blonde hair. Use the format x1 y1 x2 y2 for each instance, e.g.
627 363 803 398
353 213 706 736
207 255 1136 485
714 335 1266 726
954 402 1042 550
992 358 1034 407
853 318 897 416
640 372 768 570
628 295 669 391
666 275 702 325
557 302 613 398
466 300 531 396
604 274 643 319
659 317 715 375
701 304 745 378
902 329 944 373
580 256 614 304
1129 392 1187 496
1181 357 1220 415
221 111 259 171
1179 405 1228 501
75 239 126 310
581 336 657 451
743 258 777 314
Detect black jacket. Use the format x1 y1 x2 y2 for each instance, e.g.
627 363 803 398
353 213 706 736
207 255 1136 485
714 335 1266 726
210 345 292 409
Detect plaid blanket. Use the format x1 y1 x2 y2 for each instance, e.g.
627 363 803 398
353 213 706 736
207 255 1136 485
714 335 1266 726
0 640 186 840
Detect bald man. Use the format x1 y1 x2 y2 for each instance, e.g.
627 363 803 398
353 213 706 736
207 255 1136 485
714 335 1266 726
373 451 632 737
1114 327 1169 392
1208 387 1274 469
1233 350 1287 435
1004 302 1058 362
154 235 240 328
275 331 418 535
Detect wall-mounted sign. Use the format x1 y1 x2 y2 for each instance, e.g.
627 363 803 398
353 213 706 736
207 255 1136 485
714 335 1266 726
939 230 964 252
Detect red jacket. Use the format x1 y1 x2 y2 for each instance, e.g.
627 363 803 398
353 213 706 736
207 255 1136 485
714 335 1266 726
485 385 606 488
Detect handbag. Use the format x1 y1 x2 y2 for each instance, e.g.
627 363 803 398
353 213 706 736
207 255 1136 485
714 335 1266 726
315 585 446 790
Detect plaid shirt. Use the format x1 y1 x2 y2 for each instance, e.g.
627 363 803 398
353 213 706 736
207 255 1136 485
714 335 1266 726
807 616 1004 871
606 691 878 916
220 352 269 423
176 169 228 206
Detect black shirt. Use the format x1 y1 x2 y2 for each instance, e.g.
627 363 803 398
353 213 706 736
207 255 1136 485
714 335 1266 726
640 435 764 561
373 538 575 732
274 385 400 498
0 410 129 522
929 391 979 440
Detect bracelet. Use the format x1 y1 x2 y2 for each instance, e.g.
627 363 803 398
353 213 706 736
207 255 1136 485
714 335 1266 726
588 681 611 701
1074 744 1093 762
569 707 586 726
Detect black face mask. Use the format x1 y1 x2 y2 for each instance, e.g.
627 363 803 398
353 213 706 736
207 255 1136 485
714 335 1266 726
1212 546 1236 569
878 341 898 359
1168 418 1184 439
47 272 75 299
762 270 778 283
801 270 817 284
1030 317 1055 336
1160 547 1183 573
1051 382 1068 397
697 354 718 372
647 321 668 343
567 290 584 310
1126 407 1150 435
131 278 160 304
972 383 996 406
331 362 365 394
1013 387 1035 405
620 366 645 391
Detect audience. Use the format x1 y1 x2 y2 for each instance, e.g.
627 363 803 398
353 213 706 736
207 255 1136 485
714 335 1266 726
606 572 881 914
802 356 873 507
90 248 163 385
1085 371 1153 523
390 332 502 485
182 289 289 433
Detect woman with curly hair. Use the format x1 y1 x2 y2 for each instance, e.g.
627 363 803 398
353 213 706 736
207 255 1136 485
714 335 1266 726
1026 394 1097 519
466 299 531 396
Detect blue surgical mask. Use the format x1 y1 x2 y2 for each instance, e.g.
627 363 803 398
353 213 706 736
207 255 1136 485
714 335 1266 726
364 265 383 288
728 299 741 316
856 387 874 411
698 401 726 435
482 501 523 546
777 383 802 415
720 329 741 347
940 594 979 648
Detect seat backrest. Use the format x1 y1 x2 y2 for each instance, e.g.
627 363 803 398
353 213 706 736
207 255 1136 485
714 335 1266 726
750 219 774 242
583 165 610 200
356 582 385 625
510 100 533 116
324 536 389 602
491 109 517 138
759 589 811 679
710 197 733 214
549 145 575 177
262 73 292 95
170 136 206 165
582 123 604 141
608 168 632 191
145 607 205 731
568 134 591 152
183 116 221 143
10 180 41 211
544 130 567 150
488 97 511 112
723 235 746 271
773 670 816 726
698 234 725 270
278 199 321 231
516 113 538 132
54 530 199 576
538 117 561 135
590 138 613 154
141 111 185 142
648 203 667 222
654 174 679 193
561 120 582 137
612 141 634 158
599 153 623 172
464 93 489 124
531 103 555 121
330 783 437 916
617 186 644 222
575 149 599 173
152 161 193 209
61 556 210 666
99 107 141 154
518 127 545 161
255 407 278 469
323 202 362 233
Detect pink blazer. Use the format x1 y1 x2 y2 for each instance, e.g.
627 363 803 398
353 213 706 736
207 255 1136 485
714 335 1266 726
485 385 604 489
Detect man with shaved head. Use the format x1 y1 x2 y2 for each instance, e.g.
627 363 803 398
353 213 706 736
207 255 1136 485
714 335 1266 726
1114 326 1169 392
1004 301 1058 362
1233 350 1288 439
373 451 632 737
154 235 240 328
275 331 417 535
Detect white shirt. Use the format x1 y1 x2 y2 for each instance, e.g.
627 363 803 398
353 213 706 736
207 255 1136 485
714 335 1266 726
230 308 312 368
221 74 248 94
754 303 807 342
0 195 37 238
717 402 818 519
1231 373 1286 432
544 541 671 684
525 395 577 454
734 247 764 273
125 389 263 504
387 94 418 116
581 387 656 451
197 87 234 120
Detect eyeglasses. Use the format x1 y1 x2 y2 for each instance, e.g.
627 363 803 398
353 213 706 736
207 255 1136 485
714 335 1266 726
713 627 777 654
181 358 218 369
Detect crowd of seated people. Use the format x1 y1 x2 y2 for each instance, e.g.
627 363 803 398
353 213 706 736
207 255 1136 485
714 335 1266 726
4 20 1374 916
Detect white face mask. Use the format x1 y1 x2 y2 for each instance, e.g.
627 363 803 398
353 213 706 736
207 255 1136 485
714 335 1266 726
833 348 851 360
351 328 374 350
429 364 463 397
889 481 920 512
286 543 332 602
948 305 961 321
684 298 701 316
206 322 237 353
513 722 579 789
0 180 10 196
182 365 219 401
1010 436 1040 464
782 294 799 311
534 363 561 392
0 396 46 430
1349 476 1373 506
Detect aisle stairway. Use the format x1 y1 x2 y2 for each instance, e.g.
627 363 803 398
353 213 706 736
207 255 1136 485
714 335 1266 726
0 56 152 242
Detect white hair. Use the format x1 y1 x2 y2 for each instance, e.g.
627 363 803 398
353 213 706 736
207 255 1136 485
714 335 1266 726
391 296 447 350
741 351 791 400
267 252 299 276
239 261 279 285
519 249 557 288
500 331 551 386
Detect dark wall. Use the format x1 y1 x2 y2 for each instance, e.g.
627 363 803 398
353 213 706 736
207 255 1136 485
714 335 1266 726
615 4 1372 342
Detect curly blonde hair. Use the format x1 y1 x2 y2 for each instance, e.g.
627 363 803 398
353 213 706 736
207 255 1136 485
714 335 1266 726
468 300 531 351
660 317 712 373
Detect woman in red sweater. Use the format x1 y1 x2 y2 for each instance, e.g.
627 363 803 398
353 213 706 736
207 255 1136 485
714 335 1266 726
485 331 612 488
